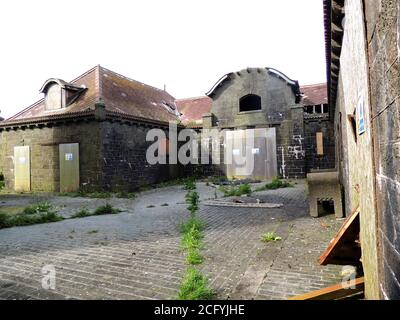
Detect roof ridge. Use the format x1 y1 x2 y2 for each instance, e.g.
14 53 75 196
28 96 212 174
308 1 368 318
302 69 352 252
7 98 45 120
176 96 210 101
301 83 327 87
69 65 98 84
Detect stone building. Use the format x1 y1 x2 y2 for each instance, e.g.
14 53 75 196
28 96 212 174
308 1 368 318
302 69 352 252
324 0 400 299
0 65 180 192
177 69 335 179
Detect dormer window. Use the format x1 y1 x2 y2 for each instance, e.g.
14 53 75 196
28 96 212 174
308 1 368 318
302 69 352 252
40 78 86 111
45 83 63 110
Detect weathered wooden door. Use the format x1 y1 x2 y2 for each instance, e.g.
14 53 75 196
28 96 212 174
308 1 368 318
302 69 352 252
14 146 31 192
59 143 80 192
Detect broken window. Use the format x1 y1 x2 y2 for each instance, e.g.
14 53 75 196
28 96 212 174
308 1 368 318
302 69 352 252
239 94 262 112
305 105 314 114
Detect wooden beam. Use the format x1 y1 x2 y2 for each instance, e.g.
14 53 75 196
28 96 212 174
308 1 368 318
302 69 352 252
288 277 364 300
319 206 361 266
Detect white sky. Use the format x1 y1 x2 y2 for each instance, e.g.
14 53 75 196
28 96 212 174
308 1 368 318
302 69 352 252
0 0 326 119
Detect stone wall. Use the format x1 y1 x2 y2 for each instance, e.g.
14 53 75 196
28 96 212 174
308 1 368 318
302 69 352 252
0 120 181 193
0 121 102 192
276 107 306 179
364 0 400 299
304 116 335 172
334 0 380 299
99 122 179 192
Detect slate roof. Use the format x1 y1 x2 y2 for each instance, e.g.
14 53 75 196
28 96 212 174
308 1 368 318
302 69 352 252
300 83 328 105
175 96 212 125
6 65 180 124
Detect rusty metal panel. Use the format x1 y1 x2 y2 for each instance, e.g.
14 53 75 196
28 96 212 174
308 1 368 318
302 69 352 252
225 128 277 180
59 143 79 192
14 146 31 192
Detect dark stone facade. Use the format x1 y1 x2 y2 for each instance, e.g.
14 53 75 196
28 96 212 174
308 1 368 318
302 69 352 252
0 118 180 192
304 115 336 172
99 122 178 192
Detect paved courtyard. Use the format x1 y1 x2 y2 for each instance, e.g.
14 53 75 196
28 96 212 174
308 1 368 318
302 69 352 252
0 181 343 300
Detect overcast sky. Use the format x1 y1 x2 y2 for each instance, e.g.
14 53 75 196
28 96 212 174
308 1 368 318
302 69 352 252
0 0 326 119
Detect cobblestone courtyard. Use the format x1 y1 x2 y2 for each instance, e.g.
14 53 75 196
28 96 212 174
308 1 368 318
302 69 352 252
0 181 343 300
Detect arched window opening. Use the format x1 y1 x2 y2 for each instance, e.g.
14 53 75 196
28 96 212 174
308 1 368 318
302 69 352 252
239 94 262 112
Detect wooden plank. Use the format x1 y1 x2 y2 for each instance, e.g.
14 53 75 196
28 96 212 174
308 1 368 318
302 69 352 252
316 132 324 155
288 277 364 300
319 206 361 266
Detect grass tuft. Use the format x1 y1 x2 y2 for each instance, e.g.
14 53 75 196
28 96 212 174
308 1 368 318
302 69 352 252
116 192 136 199
179 217 205 234
255 178 294 191
178 267 214 300
186 249 203 265
71 209 91 218
219 183 252 197
185 191 199 216
23 202 53 215
261 231 282 242
0 210 63 229
93 204 122 215
183 178 196 191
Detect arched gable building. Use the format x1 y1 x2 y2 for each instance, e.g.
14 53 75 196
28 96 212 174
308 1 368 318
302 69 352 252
178 67 335 179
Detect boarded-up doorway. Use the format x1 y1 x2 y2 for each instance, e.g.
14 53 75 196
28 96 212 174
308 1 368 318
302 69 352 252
59 143 79 192
14 146 31 192
225 128 277 180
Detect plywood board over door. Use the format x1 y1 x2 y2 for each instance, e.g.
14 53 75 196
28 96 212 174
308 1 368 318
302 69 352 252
14 146 31 192
59 143 80 192
225 128 277 180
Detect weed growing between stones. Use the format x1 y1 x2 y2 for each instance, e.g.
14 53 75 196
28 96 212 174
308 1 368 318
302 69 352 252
93 203 122 215
261 231 282 242
219 183 252 197
183 178 196 191
0 202 64 229
71 209 92 218
0 200 123 229
178 180 214 300
178 267 214 300
185 191 199 217
255 178 293 191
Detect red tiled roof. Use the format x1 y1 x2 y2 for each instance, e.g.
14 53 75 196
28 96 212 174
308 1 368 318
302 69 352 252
300 83 328 105
7 65 180 124
176 96 212 125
